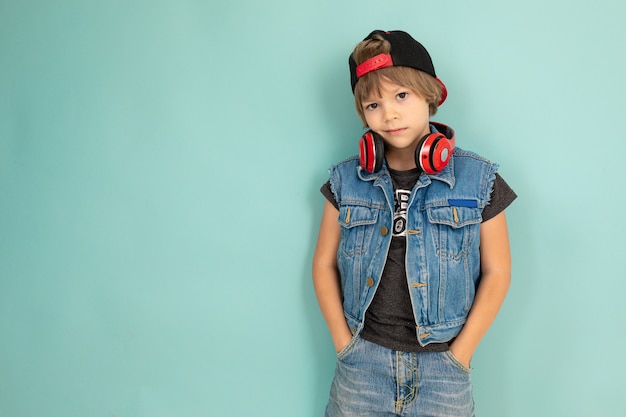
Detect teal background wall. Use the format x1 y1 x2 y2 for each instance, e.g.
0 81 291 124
1 1 625 416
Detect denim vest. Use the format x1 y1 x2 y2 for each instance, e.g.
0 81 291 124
328 148 498 346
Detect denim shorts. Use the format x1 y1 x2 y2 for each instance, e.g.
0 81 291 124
325 336 474 417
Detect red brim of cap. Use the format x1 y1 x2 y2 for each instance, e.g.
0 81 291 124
437 78 447 106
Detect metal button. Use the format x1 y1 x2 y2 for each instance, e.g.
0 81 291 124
380 226 389 236
366 277 374 287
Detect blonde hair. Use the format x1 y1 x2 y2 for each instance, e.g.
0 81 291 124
352 34 443 126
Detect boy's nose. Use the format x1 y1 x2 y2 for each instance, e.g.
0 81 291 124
383 106 399 121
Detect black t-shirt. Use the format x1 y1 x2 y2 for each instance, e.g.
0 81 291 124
320 167 517 352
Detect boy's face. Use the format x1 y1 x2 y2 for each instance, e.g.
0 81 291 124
361 79 431 162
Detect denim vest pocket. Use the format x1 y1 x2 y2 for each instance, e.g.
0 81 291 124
337 205 379 256
426 206 481 260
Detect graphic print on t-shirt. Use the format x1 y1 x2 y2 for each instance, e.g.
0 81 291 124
393 189 411 237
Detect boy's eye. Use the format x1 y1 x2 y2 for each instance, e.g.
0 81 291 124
397 92 408 100
365 103 378 111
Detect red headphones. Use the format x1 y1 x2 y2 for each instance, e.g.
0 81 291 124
359 122 455 174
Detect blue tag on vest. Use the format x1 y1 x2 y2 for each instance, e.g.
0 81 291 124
448 199 478 208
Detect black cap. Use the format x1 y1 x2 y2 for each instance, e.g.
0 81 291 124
349 30 440 93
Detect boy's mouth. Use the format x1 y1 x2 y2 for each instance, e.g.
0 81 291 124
385 128 407 135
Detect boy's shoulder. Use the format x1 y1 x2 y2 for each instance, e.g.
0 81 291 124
452 147 495 165
449 148 500 199
329 155 360 170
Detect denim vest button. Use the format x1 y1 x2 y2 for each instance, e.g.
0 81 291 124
366 277 374 287
380 226 389 236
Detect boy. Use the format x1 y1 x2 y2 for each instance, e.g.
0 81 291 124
312 30 516 416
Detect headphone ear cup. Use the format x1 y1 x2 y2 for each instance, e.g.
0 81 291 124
359 131 385 173
430 136 453 173
416 133 453 174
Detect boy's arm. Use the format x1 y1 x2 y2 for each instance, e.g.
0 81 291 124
312 200 353 353
449 211 512 368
